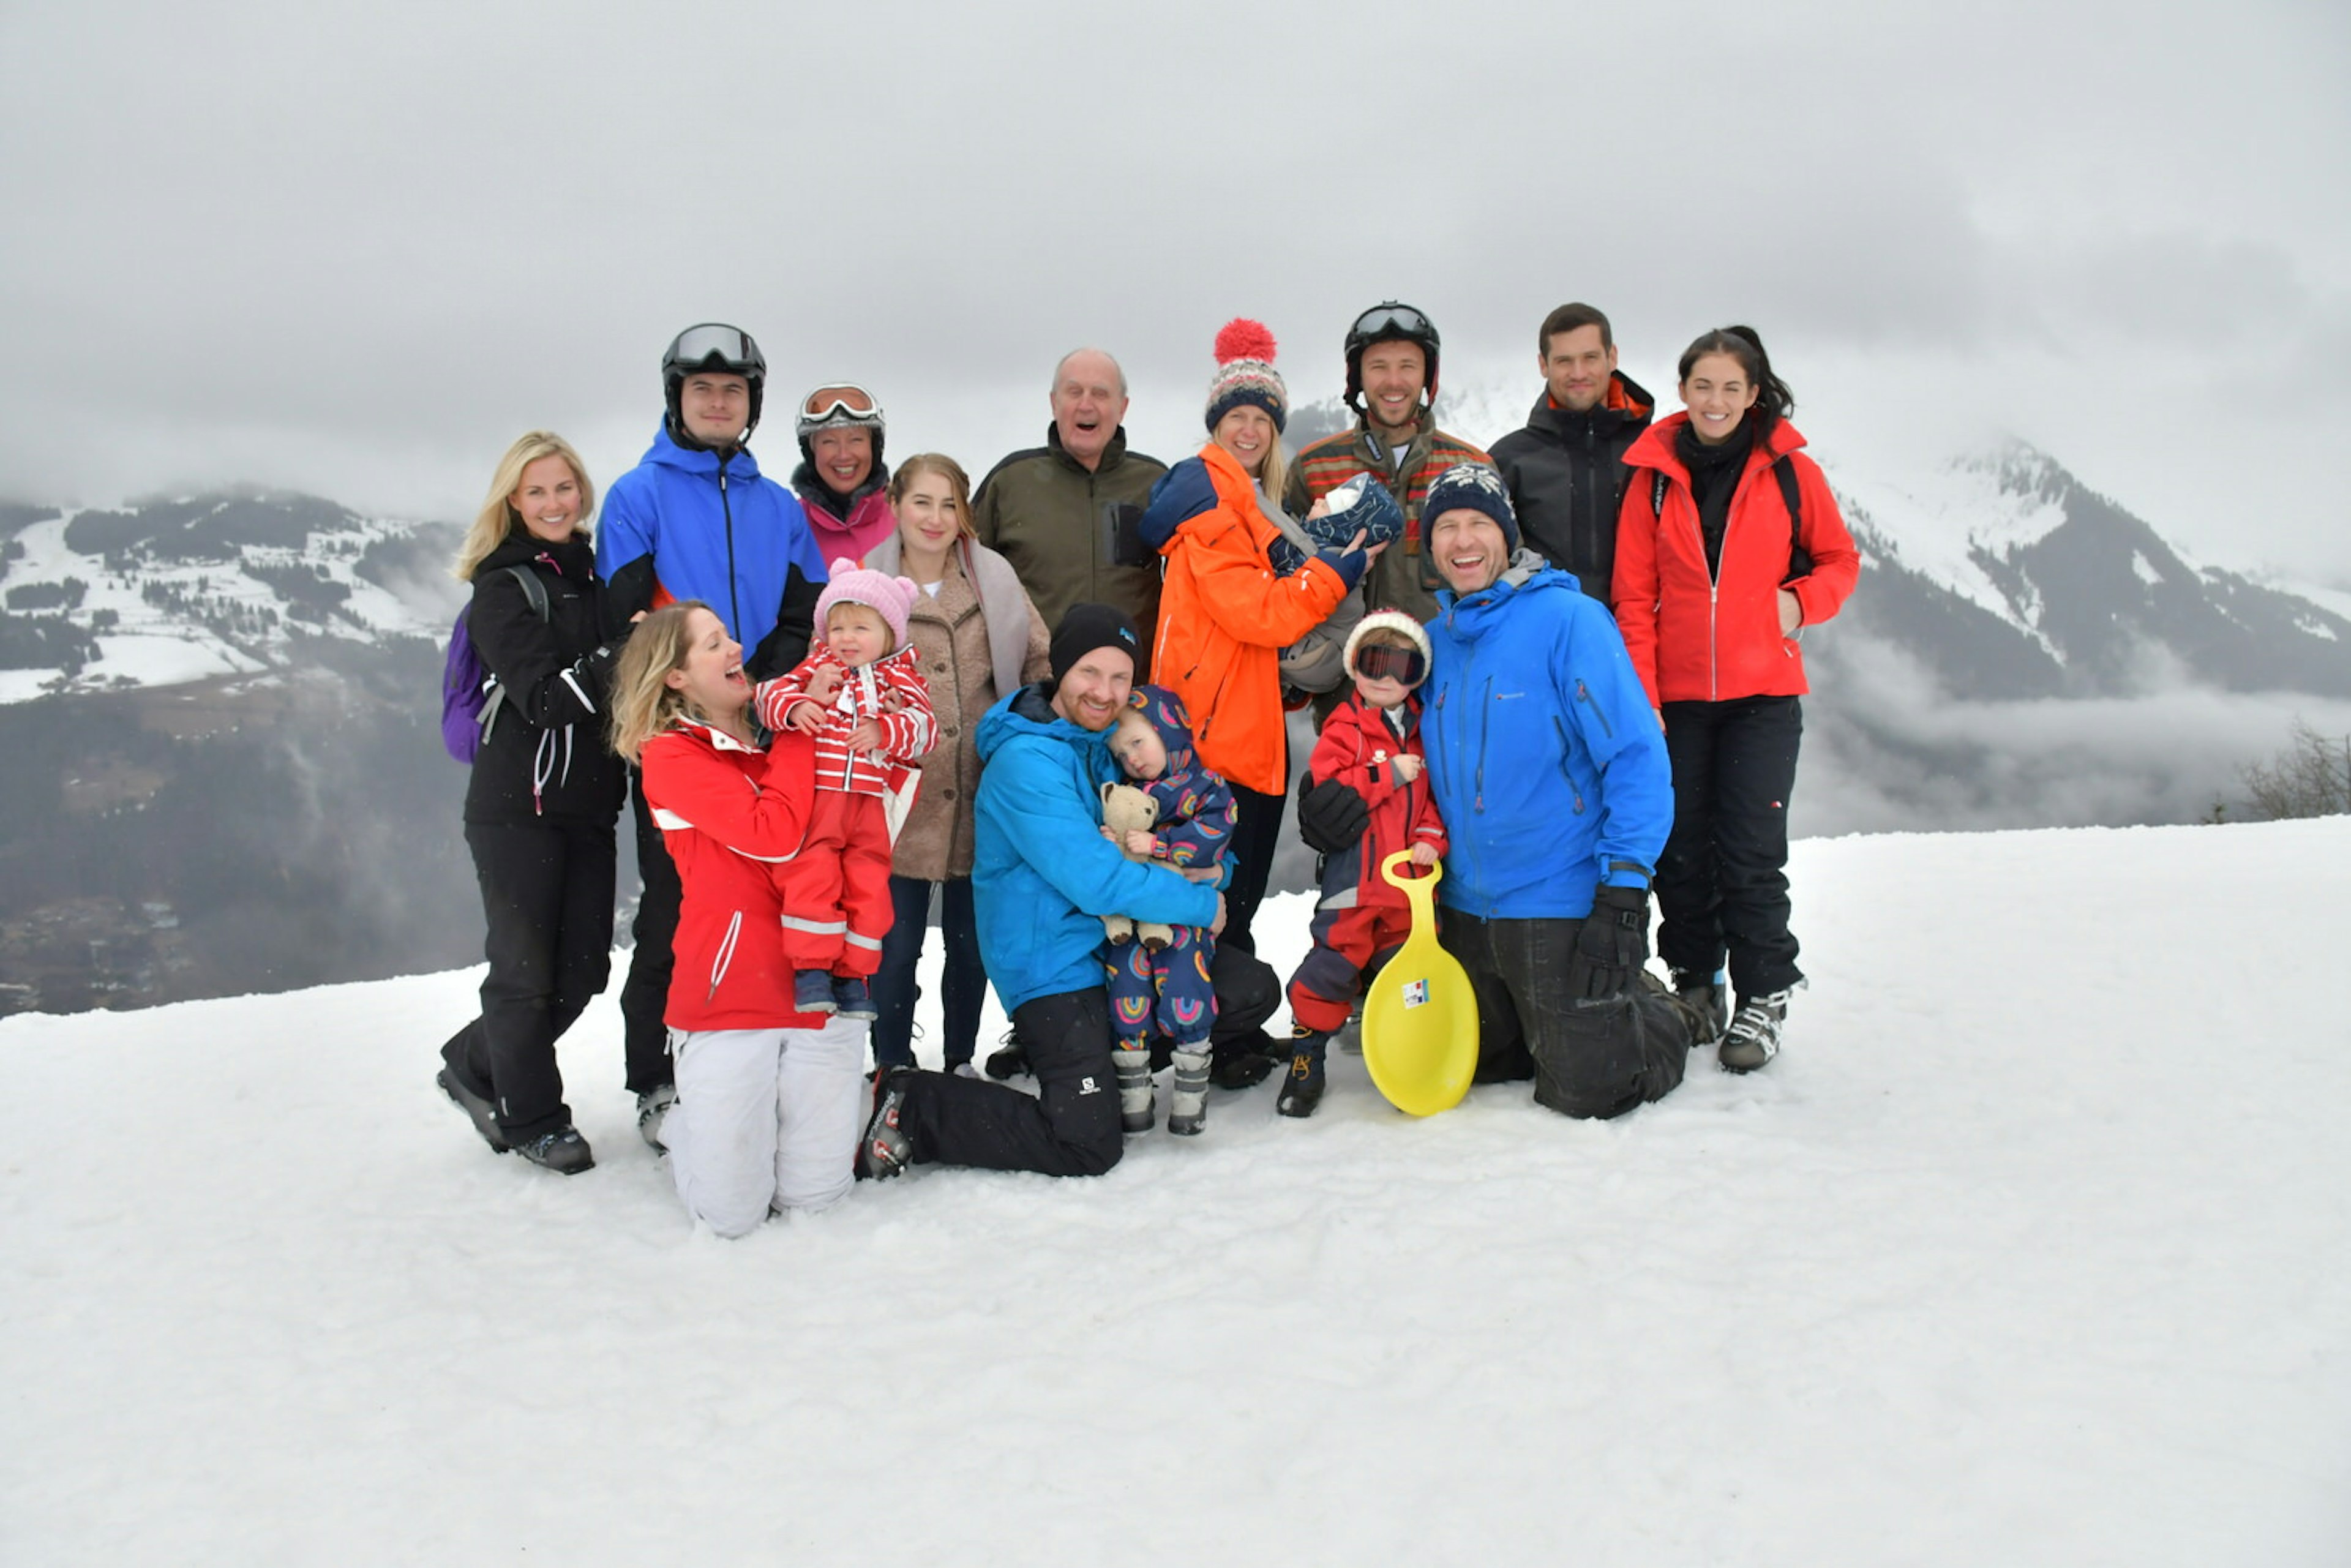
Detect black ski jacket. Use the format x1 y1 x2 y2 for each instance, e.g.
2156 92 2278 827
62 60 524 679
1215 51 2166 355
462 534 628 827
1490 370 1654 605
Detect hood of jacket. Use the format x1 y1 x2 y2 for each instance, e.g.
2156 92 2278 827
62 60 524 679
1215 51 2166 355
478 531 596 582
1523 369 1654 440
1124 683 1203 776
1623 409 1809 487
1434 555 1581 642
637 422 768 482
976 681 1111 773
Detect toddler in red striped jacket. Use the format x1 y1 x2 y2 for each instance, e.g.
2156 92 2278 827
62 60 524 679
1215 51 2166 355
752 562 936 1022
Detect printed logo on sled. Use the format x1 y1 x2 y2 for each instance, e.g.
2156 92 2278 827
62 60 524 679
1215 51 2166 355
1401 978 1429 1009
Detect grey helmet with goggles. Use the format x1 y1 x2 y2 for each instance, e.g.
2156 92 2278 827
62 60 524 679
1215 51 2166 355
794 382 887 470
1342 301 1441 416
662 323 767 449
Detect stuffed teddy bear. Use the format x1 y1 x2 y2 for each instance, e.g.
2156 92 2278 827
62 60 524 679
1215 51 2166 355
1098 781 1173 950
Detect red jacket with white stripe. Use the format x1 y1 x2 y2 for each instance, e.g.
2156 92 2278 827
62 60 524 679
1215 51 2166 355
639 718 830 1032
1307 689 1447 913
751 645 936 795
1611 413 1861 707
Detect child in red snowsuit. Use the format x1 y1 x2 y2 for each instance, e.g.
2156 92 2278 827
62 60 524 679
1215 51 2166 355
752 561 936 1021
1280 610 1446 1117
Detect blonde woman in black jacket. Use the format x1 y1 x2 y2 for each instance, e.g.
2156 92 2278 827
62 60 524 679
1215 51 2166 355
437 432 629 1175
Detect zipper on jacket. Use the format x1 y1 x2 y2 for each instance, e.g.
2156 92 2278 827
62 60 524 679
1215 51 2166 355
1550 716 1588 814
1573 679 1616 741
1474 675 1493 815
718 459 742 647
707 909 743 1002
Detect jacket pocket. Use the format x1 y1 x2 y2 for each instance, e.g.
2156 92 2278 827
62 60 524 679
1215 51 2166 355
706 910 744 1003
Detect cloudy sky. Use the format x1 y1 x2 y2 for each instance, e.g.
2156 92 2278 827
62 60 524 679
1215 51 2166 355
4 1 2345 579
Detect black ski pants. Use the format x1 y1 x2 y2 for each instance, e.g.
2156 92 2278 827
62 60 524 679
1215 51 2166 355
441 818 617 1142
616 773 681 1095
1220 781 1285 955
894 986 1124 1177
1440 911 1689 1120
1657 696 1804 1000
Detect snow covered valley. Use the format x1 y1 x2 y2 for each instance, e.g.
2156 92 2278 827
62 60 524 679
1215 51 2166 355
2 819 2345 1564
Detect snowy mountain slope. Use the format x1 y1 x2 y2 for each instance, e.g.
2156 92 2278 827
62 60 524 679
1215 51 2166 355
2 820 2344 1564
0 490 458 703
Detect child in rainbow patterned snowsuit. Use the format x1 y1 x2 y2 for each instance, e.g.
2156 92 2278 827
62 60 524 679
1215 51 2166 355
1101 685 1235 1136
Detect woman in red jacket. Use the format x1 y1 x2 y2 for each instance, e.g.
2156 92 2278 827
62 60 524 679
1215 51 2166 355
607 602 868 1237
1613 326 1859 1074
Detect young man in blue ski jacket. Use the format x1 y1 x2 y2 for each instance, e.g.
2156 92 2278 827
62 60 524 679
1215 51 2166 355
857 606 1225 1180
1298 463 1695 1119
596 323 831 1146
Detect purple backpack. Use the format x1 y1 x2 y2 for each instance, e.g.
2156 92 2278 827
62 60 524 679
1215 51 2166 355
440 565 549 762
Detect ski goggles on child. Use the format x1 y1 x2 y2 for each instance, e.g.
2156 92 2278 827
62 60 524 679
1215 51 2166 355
797 383 885 437
1353 645 1426 686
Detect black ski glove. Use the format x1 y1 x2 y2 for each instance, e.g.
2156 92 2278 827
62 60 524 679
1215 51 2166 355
1295 775 1370 855
1568 883 1649 1001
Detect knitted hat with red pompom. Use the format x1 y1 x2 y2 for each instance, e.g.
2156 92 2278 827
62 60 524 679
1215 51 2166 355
1204 317 1288 435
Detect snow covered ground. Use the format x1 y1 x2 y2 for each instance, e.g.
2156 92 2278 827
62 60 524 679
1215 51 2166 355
3 820 2345 1564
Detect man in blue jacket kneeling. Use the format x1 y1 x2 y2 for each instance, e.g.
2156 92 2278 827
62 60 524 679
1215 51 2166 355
860 606 1223 1177
1301 463 1693 1119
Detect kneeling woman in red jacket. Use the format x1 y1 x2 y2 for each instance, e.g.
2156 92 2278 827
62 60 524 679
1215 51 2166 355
1613 327 1859 1075
608 602 869 1236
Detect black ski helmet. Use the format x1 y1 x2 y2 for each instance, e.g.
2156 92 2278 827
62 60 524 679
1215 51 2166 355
662 323 767 448
1343 301 1441 415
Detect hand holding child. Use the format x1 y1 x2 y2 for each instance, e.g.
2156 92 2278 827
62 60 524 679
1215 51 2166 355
784 700 827 735
803 666 842 707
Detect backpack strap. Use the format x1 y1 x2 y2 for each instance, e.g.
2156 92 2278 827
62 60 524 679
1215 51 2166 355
1774 455 1813 583
500 563 550 622
474 565 552 746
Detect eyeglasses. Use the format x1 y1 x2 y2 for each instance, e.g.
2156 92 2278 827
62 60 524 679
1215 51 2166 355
1354 645 1426 686
798 383 885 429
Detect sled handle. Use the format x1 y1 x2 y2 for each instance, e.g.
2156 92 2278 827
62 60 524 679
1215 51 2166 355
1379 849 1441 930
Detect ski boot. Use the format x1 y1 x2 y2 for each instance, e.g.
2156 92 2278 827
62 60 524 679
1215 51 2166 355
1719 989 1792 1073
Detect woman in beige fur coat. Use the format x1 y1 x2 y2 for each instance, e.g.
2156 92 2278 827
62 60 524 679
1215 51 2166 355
866 453 1050 1073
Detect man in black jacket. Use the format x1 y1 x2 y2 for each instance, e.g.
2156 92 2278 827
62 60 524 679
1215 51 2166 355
1489 303 1653 607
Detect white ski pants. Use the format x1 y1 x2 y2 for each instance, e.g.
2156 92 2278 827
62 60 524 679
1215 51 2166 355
667 1017 868 1237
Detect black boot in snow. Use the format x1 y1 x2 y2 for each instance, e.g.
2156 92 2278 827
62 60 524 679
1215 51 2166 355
859 1067 915 1179
513 1126 594 1175
983 1030 1029 1081
437 1068 510 1154
1276 1031 1330 1119
1719 989 1792 1073
1671 969 1728 1045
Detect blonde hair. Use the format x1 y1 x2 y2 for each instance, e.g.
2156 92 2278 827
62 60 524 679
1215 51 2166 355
887 452 978 541
607 601 713 764
453 431 596 582
1353 622 1417 652
1260 440 1291 514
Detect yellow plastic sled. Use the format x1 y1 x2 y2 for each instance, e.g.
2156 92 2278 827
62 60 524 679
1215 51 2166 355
1360 850 1480 1117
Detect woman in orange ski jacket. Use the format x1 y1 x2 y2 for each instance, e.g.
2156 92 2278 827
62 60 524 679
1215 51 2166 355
1138 319 1376 952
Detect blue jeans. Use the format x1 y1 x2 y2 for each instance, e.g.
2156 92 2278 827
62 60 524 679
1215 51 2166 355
873 875 986 1070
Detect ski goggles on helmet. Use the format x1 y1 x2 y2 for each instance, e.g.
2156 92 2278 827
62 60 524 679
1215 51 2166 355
1353 643 1427 686
1348 302 1438 350
664 323 766 380
796 383 886 437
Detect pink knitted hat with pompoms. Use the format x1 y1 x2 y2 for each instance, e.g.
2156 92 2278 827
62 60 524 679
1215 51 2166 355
814 558 919 653
1204 317 1288 435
